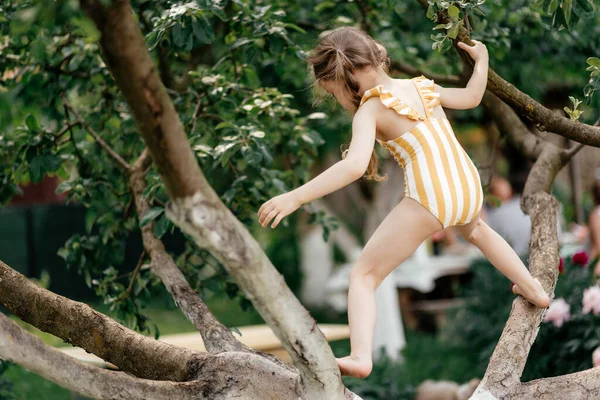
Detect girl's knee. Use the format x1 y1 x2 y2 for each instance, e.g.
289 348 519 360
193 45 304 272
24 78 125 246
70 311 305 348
464 218 487 244
349 262 380 290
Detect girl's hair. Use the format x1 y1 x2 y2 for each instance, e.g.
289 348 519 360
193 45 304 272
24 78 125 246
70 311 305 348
306 27 389 182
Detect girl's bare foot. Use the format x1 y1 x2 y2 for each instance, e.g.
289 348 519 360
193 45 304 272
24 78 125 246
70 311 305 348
512 278 550 308
336 355 373 378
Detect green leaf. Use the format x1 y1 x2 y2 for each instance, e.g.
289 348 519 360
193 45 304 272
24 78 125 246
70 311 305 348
231 38 253 50
215 121 235 130
55 180 72 194
153 214 170 238
172 22 187 48
192 15 215 44
588 57 600 68
25 114 38 131
84 268 92 288
448 4 460 19
139 207 164 227
576 0 593 12
426 5 435 19
561 0 572 24
448 23 460 39
246 150 262 166
85 210 97 233
249 131 265 138
29 154 61 183
255 142 273 164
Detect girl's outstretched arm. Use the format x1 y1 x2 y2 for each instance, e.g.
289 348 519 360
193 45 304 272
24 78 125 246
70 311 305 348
257 103 378 228
434 39 489 110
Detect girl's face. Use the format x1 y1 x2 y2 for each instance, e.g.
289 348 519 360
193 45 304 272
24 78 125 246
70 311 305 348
319 80 356 112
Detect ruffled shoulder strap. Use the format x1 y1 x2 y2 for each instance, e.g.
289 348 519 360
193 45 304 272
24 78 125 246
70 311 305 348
412 75 441 118
359 85 425 121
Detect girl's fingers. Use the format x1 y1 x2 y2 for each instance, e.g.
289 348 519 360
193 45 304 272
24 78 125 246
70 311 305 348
258 200 271 214
259 204 276 223
272 213 284 228
263 208 279 227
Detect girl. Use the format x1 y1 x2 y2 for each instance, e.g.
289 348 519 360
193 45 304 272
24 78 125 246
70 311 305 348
257 27 550 378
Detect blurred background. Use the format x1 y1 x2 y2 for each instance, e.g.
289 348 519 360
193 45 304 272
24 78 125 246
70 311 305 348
1 0 600 399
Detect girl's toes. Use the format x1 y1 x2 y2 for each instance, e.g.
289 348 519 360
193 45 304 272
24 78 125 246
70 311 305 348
512 283 521 296
336 356 372 379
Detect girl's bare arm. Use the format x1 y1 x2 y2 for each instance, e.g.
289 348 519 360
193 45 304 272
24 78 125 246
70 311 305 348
435 39 489 110
292 102 377 204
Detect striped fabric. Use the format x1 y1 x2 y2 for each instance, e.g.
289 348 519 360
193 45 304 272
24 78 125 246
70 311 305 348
360 75 484 228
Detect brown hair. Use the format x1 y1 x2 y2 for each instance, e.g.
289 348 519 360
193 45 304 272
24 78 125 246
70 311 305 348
306 27 389 182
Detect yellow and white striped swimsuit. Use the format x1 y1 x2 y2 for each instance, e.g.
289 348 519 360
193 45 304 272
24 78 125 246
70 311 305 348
359 75 484 229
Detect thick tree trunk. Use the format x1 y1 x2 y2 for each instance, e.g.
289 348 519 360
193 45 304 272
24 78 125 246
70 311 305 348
78 0 355 398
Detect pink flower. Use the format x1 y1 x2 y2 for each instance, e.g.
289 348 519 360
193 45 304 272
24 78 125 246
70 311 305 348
572 251 590 266
593 348 600 368
582 286 600 315
543 298 570 328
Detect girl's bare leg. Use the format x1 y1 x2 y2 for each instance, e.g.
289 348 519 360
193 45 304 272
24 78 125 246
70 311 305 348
336 197 443 378
452 214 550 308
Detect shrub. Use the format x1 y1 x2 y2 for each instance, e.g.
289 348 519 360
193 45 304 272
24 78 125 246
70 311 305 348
448 252 600 381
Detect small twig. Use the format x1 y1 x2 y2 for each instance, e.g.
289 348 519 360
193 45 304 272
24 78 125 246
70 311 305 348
562 119 599 161
152 198 166 208
63 106 86 166
197 113 223 122
126 251 147 298
189 94 207 133
54 122 81 144
61 93 131 171
463 8 471 33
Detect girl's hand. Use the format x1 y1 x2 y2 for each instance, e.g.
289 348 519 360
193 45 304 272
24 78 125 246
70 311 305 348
457 39 488 63
258 192 302 228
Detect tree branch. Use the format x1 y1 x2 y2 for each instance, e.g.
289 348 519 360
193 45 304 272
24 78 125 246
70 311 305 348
510 368 600 399
0 313 201 400
61 93 131 171
562 119 599 162
78 0 349 397
417 0 600 147
124 250 147 299
481 91 546 160
0 312 304 399
128 149 256 355
0 259 205 382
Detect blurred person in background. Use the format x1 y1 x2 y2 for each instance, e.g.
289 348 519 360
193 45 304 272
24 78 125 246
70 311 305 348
484 173 532 257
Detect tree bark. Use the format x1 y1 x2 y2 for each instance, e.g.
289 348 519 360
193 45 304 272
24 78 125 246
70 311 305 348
472 78 600 399
78 0 353 398
0 313 204 399
128 150 252 355
0 310 304 399
0 259 205 382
